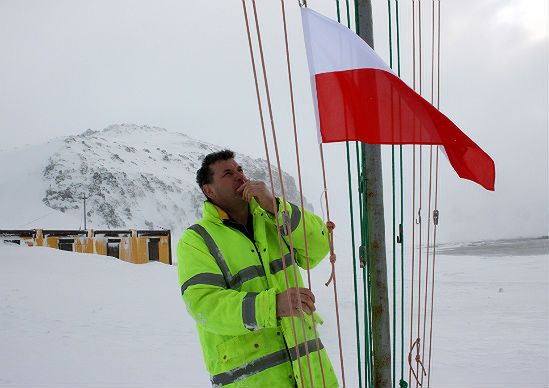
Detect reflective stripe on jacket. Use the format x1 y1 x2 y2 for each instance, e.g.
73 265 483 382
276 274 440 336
177 198 339 387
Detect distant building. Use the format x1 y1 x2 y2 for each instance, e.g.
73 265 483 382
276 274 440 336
0 229 172 265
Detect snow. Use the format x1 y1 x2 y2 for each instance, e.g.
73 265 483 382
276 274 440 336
0 241 547 387
0 243 208 387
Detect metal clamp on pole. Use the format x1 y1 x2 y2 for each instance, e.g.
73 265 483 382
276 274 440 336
433 209 439 226
359 245 367 268
397 223 403 243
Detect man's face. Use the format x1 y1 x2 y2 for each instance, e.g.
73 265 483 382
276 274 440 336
202 158 247 207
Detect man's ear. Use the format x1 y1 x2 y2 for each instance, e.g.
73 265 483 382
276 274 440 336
202 184 214 200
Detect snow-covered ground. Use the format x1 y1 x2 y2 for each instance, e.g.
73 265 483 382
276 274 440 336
0 241 547 387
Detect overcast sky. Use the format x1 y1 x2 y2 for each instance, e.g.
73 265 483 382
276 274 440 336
0 0 547 243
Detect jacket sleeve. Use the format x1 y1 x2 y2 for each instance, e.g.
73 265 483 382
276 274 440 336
177 229 278 336
267 198 330 270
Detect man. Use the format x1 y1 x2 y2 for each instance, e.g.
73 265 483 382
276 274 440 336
177 150 338 387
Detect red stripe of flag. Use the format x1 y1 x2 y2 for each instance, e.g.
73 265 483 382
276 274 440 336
315 68 495 191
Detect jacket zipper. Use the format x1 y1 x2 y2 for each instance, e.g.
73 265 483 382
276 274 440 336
224 221 265 270
225 221 295 380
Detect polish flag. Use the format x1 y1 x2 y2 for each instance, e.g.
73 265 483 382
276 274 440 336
301 7 495 191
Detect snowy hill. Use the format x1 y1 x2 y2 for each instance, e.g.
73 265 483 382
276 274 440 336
0 124 311 239
0 242 546 387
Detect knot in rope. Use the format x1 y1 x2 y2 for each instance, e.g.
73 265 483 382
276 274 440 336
401 337 427 387
324 220 337 285
325 221 337 265
408 337 427 386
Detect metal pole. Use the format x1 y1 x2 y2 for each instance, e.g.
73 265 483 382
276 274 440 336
81 195 88 229
356 1 392 386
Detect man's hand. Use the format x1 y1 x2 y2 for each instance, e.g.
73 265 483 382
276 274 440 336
236 180 277 215
276 287 316 317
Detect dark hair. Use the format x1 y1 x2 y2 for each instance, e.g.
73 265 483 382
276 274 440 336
196 149 235 189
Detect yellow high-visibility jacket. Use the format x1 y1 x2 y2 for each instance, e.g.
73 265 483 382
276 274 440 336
177 198 339 387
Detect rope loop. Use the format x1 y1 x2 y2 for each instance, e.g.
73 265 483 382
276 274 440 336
408 337 427 386
408 338 420 386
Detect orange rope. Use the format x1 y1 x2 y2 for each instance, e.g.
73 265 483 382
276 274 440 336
408 143 416 385
241 1 307 386
416 156 423 388
420 1 438 384
421 1 438 365
280 1 327 386
248 1 315 385
415 1 426 385
427 148 439 388
319 144 346 387
427 2 441 385
408 337 426 386
421 144 433 387
409 1 419 384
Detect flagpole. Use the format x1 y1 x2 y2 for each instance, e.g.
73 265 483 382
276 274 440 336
355 1 393 387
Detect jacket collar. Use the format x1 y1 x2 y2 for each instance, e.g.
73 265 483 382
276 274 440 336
202 199 261 224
